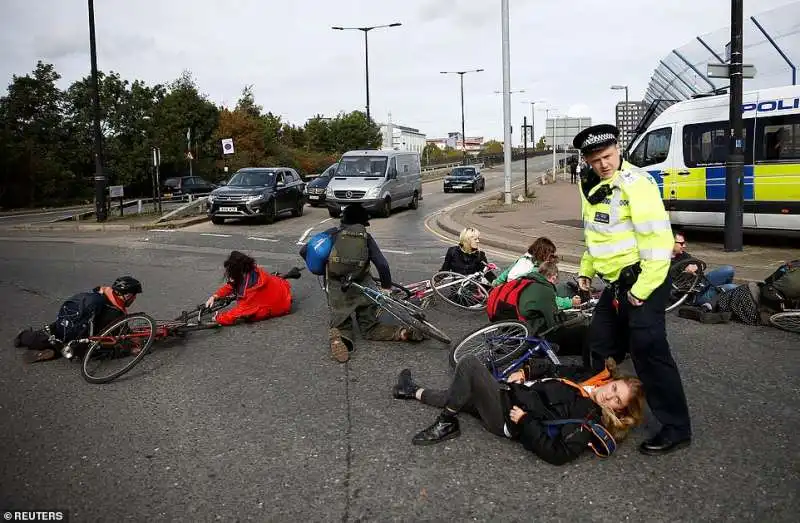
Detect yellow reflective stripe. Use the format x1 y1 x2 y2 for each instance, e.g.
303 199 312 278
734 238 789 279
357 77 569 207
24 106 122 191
584 220 635 234
638 248 672 261
587 237 638 257
633 219 672 234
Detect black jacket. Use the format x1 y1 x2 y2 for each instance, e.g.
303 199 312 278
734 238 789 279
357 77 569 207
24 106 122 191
503 362 603 466
441 246 488 276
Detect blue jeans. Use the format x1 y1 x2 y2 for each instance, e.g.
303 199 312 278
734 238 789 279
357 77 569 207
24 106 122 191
696 265 737 305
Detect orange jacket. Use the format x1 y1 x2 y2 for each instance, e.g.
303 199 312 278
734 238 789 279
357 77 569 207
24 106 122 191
213 267 292 326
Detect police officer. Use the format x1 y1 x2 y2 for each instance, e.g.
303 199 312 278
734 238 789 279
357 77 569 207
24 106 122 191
573 124 691 455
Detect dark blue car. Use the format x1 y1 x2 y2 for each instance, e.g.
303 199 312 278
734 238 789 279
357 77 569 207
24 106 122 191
305 163 338 207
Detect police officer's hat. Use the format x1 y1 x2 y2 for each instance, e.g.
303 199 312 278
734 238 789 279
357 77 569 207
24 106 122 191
573 124 620 155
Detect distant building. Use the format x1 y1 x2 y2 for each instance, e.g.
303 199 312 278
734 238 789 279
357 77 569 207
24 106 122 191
378 115 426 153
545 117 592 152
426 132 484 154
616 101 647 151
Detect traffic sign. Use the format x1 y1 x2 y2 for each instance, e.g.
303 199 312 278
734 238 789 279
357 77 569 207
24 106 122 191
109 185 124 198
221 138 235 155
707 63 756 79
186 151 194 160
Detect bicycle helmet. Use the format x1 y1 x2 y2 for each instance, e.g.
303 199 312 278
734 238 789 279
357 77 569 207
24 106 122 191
112 276 143 295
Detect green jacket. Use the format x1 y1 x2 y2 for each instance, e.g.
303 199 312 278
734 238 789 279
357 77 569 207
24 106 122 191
516 272 558 335
495 256 572 310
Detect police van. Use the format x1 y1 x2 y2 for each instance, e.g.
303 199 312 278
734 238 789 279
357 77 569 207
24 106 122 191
627 84 799 233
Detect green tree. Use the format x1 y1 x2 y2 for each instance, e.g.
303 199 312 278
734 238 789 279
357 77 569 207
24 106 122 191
328 110 381 152
481 140 503 155
535 135 546 151
304 115 334 152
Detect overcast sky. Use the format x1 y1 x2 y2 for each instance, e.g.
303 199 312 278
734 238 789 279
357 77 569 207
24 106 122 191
1 0 797 143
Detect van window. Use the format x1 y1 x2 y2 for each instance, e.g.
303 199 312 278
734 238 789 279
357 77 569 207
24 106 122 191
336 156 387 177
755 114 800 163
682 120 754 167
629 127 672 168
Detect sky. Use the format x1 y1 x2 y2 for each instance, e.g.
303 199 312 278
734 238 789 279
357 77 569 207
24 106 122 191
1 0 797 143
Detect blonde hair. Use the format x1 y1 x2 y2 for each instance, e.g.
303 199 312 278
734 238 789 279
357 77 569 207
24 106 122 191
598 358 646 443
459 227 480 253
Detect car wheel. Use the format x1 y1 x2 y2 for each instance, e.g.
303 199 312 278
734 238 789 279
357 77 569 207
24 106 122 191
211 216 225 225
443 187 450 193
409 191 419 210
380 197 391 218
263 199 277 224
291 198 304 217
472 183 478 193
328 207 341 218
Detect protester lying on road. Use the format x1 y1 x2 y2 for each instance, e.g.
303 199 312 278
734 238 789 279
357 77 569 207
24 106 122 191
14 276 143 363
205 251 293 326
493 237 581 310
299 203 423 363
671 231 736 307
393 356 645 465
441 227 497 283
487 261 588 359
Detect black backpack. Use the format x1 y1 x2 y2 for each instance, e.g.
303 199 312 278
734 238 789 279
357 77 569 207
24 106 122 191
762 260 800 303
52 291 107 343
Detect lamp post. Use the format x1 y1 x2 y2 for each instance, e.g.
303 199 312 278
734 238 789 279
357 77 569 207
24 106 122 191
332 23 402 123
441 69 484 164
610 84 629 149
522 100 545 150
87 0 107 222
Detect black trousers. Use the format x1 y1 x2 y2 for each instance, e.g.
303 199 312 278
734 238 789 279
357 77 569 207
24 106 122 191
588 277 692 439
420 356 506 436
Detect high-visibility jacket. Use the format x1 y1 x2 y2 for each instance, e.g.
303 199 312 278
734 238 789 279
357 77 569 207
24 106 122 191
578 161 673 300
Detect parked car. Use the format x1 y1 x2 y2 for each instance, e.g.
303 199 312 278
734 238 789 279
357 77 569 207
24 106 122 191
443 166 485 193
325 150 422 218
162 176 216 198
206 167 306 225
305 163 338 207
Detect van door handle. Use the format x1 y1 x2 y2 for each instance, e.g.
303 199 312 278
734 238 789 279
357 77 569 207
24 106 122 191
657 171 669 176
677 170 691 175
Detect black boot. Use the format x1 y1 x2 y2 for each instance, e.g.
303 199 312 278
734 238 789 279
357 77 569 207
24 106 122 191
392 369 419 400
412 411 461 446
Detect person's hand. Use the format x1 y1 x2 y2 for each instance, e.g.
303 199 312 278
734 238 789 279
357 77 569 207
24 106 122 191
627 290 644 307
380 287 393 295
510 406 527 423
577 276 592 292
506 370 525 384
571 296 582 308
684 264 698 274
205 295 216 308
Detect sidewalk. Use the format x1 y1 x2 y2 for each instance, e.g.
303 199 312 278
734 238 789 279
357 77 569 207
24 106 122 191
2 213 209 232
435 176 799 282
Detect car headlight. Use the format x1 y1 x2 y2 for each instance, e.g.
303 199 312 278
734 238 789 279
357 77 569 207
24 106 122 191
207 194 216 203
364 187 381 199
326 186 335 197
246 194 265 203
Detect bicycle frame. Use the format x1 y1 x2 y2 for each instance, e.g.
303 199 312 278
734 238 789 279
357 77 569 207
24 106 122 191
483 334 560 380
344 278 425 316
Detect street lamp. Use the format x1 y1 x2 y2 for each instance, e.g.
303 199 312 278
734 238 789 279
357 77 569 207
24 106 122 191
87 0 107 222
522 100 545 150
441 69 484 164
610 84 629 149
332 23 402 123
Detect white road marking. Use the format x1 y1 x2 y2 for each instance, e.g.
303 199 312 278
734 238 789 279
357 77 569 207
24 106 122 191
248 236 279 242
201 233 231 238
296 227 313 245
149 229 176 233
383 249 412 255
319 217 333 224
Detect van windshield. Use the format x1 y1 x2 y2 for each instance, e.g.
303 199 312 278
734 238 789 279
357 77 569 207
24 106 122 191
335 156 388 177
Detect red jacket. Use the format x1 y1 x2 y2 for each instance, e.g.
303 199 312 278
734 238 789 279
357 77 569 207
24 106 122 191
213 267 292 326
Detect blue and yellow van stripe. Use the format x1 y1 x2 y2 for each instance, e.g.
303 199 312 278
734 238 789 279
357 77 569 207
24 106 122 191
649 163 800 202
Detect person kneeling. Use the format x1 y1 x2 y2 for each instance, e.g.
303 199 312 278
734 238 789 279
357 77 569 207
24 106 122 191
393 356 645 465
205 251 293 326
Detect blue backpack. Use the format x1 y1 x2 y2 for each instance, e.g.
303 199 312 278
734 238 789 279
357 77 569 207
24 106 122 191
304 230 335 275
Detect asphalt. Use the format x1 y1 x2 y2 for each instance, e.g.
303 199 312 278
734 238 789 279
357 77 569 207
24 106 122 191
0 158 798 522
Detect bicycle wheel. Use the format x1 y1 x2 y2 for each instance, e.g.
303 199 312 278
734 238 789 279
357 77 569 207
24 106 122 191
666 272 701 313
81 313 157 384
378 295 451 344
430 271 489 311
769 311 800 334
449 321 530 368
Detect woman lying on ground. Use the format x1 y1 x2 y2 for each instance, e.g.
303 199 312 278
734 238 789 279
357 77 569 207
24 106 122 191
393 356 645 465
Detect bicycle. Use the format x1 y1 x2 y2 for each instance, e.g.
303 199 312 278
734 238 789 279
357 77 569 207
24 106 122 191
768 296 800 334
79 268 303 384
339 274 452 345
428 263 498 311
666 258 709 312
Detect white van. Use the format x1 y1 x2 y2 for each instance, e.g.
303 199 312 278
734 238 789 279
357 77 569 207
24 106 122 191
627 84 799 232
325 150 423 218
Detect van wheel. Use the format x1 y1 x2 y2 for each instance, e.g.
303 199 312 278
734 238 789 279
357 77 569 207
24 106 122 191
211 217 225 225
380 197 392 218
409 192 419 210
328 208 341 218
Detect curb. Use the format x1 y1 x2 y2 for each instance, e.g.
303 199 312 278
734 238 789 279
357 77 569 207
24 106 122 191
4 215 210 232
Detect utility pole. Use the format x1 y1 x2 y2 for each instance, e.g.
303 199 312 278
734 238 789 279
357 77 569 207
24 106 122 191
441 69 484 165
501 0 513 205
523 115 528 197
88 0 107 222
725 0 744 251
